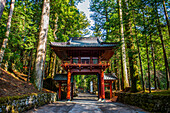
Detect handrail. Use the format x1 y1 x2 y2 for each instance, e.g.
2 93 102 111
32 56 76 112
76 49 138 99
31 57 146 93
62 62 110 66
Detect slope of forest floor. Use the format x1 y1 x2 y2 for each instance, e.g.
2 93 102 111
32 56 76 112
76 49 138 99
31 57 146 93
0 68 54 97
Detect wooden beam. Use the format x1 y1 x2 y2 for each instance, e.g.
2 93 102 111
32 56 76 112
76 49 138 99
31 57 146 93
71 69 101 74
105 85 110 87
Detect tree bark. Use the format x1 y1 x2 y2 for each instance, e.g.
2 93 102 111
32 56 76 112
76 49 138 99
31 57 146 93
49 52 54 77
143 11 151 93
146 36 151 93
119 0 129 88
53 13 58 40
28 49 33 82
116 53 121 90
104 0 109 39
123 0 138 92
0 0 15 67
114 53 118 90
35 0 50 90
52 52 56 78
149 35 157 89
163 0 170 37
0 0 6 20
155 1 169 89
133 10 145 92
118 0 123 90
137 36 145 92
23 51 27 74
46 48 52 77
157 73 161 89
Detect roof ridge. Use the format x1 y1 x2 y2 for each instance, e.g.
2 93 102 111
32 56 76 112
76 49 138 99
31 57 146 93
69 37 98 40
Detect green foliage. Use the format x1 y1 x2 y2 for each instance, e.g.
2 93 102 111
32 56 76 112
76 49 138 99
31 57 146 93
90 0 170 91
0 0 169 91
75 75 97 92
0 0 89 77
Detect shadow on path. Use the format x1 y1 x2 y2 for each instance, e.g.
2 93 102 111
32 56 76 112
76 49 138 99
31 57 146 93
26 93 147 113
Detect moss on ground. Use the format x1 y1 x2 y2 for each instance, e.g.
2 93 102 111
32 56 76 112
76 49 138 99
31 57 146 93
150 90 170 96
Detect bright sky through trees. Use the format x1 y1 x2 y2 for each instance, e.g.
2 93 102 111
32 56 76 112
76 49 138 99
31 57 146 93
77 0 94 36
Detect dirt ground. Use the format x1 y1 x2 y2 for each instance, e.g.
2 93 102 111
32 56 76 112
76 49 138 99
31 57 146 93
0 68 53 97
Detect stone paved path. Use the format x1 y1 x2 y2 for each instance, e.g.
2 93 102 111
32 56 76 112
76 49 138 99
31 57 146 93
26 93 147 113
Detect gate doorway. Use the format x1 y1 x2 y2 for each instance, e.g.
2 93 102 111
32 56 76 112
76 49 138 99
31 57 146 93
54 73 117 101
51 37 118 101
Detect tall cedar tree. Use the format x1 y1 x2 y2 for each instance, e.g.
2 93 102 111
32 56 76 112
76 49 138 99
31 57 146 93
0 0 6 20
35 0 50 90
155 0 169 89
123 0 138 92
163 0 170 37
119 0 129 89
0 0 15 67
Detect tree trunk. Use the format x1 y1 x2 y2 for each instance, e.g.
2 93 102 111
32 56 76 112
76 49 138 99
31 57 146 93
149 35 157 89
143 11 151 93
0 0 6 20
34 0 50 90
118 0 123 90
104 0 109 39
163 0 170 37
0 0 15 67
137 37 145 92
116 53 121 90
30 49 36 83
49 53 54 77
157 73 161 89
119 0 129 88
53 13 58 40
41 46 47 90
155 1 169 90
123 0 138 92
114 53 118 90
28 49 33 82
133 10 145 92
128 22 138 92
52 52 56 78
146 35 151 93
23 51 27 74
46 48 52 77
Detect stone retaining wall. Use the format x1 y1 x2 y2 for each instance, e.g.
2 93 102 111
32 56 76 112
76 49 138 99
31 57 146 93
114 92 170 112
0 93 57 113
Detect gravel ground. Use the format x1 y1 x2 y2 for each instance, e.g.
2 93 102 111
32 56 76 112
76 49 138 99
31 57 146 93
26 93 147 113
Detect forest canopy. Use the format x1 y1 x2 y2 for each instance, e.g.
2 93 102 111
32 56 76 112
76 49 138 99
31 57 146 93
0 0 169 92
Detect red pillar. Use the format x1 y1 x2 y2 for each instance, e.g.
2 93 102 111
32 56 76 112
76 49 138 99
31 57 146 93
67 70 71 101
99 75 102 99
59 82 61 100
110 81 112 99
100 70 105 100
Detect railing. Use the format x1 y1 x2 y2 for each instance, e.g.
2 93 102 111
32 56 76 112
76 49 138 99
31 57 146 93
62 59 110 66
62 62 110 66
